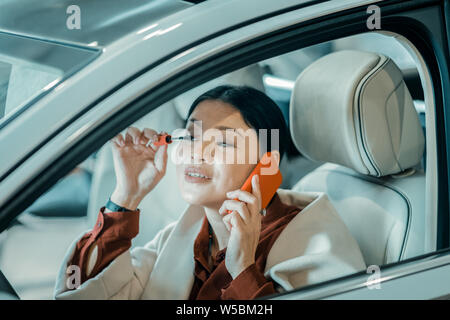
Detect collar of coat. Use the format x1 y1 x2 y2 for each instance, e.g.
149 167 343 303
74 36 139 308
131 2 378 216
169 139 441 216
54 189 366 300
141 189 364 299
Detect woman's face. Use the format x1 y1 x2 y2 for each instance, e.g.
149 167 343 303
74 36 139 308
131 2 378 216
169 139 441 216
175 100 261 210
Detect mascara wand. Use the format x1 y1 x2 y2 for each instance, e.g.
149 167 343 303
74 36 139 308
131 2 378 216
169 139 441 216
146 133 186 147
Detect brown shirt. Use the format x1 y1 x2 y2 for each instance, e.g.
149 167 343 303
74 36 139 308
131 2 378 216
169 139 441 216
69 192 301 299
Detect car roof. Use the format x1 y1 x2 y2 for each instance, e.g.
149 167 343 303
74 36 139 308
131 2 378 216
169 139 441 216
0 0 192 47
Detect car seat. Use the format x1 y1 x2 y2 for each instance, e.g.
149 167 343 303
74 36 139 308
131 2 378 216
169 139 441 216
290 50 426 266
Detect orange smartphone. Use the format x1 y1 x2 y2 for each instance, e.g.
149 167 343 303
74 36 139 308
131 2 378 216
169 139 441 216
226 151 283 214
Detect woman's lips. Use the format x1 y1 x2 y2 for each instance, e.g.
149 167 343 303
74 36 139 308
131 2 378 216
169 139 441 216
184 166 212 183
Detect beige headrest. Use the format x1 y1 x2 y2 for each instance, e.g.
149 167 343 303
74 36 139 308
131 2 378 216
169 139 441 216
290 50 424 177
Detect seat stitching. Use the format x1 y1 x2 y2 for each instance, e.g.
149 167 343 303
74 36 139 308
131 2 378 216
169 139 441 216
383 221 397 264
357 57 390 177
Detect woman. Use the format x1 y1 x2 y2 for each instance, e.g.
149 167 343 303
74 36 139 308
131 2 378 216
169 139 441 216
54 85 365 300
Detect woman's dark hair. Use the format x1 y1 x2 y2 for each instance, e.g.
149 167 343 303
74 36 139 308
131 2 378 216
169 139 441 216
186 85 289 161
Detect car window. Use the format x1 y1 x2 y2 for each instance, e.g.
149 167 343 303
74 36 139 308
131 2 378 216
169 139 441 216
0 31 436 300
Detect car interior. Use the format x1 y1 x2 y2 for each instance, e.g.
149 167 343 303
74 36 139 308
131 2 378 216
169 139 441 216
0 31 430 299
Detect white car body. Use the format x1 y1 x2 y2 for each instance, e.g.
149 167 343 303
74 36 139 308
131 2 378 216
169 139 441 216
0 0 449 299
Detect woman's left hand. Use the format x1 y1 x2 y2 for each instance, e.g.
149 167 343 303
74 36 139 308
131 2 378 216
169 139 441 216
219 174 262 279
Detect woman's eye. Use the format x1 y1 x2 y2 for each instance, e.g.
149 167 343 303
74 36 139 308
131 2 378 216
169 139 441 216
182 135 196 141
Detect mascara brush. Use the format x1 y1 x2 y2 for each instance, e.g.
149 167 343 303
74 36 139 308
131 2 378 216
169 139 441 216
146 133 186 147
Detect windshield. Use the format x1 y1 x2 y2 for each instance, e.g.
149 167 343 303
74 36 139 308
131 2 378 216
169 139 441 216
0 32 100 128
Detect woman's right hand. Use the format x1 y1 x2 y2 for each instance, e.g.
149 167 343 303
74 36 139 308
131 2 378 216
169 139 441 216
109 127 168 210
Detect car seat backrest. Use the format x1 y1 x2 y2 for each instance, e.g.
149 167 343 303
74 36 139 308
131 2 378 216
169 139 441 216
290 50 426 265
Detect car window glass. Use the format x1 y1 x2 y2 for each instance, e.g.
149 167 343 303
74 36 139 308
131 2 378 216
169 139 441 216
0 31 433 299
0 33 99 127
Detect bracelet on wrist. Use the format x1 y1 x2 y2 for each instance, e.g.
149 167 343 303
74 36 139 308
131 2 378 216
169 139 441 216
105 198 133 212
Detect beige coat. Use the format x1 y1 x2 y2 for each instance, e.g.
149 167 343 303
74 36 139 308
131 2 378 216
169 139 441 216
54 189 366 299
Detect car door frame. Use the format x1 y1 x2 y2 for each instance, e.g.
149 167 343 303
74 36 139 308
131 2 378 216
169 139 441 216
0 0 449 299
